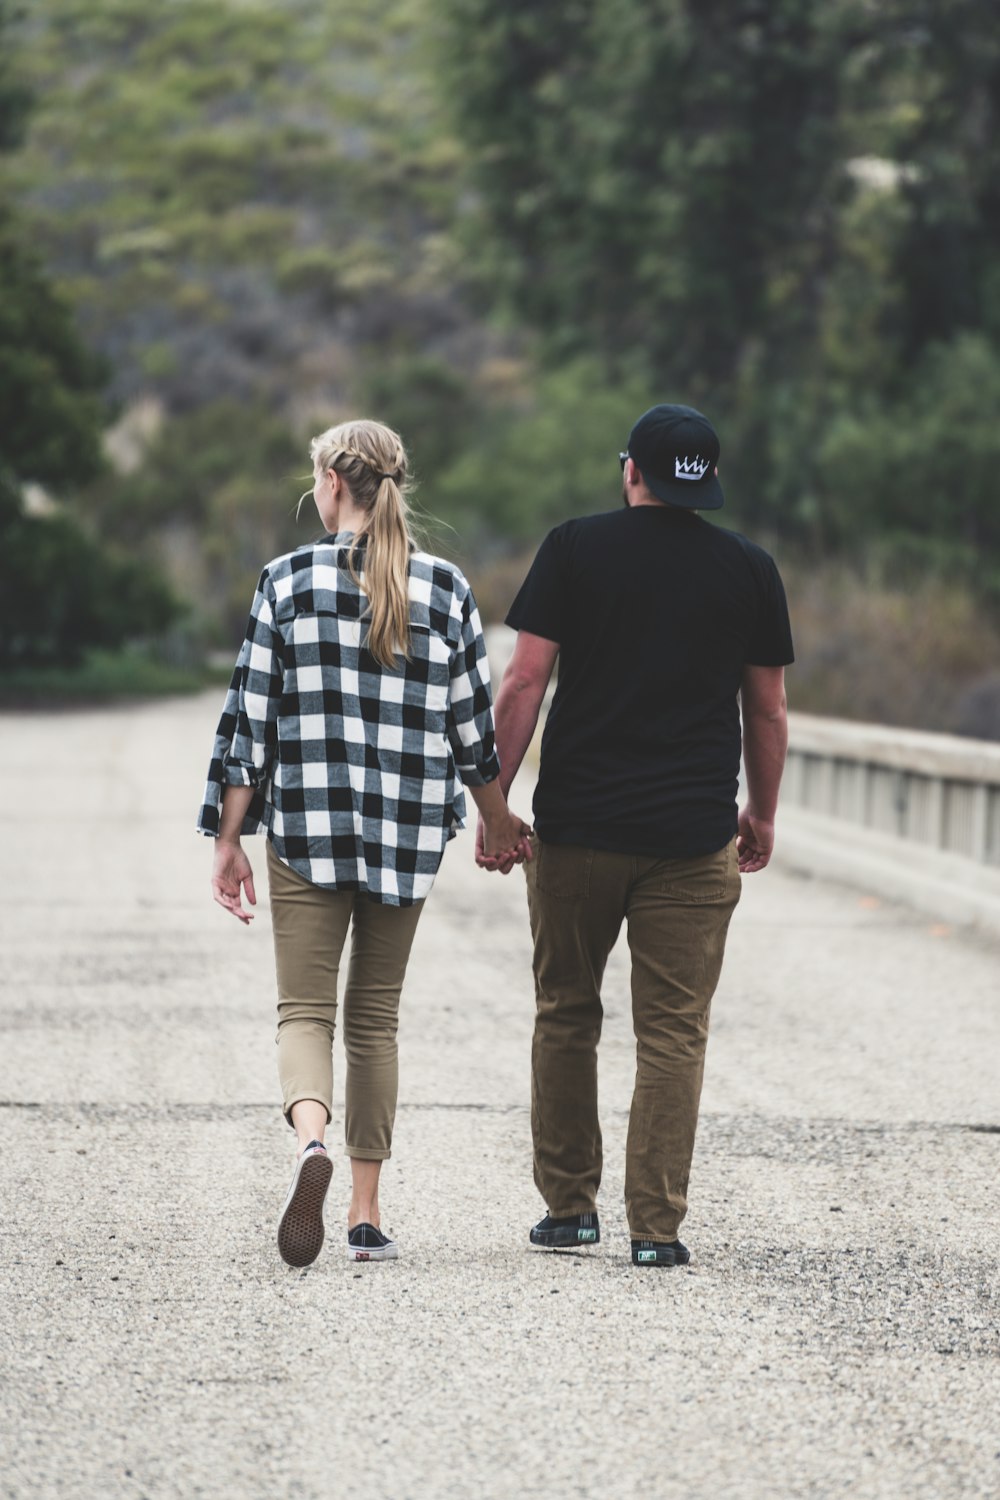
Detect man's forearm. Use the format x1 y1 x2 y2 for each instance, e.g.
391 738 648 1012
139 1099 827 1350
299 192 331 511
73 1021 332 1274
742 708 788 822
492 672 547 796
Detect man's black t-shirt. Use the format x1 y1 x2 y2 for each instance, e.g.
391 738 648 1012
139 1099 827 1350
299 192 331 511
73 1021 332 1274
504 505 794 858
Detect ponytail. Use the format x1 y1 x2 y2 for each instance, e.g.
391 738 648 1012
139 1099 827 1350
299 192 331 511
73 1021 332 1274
360 475 412 669
308 420 415 670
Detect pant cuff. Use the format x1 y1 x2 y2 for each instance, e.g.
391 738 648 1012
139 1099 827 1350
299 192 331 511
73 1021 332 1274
344 1145 391 1161
282 1092 333 1129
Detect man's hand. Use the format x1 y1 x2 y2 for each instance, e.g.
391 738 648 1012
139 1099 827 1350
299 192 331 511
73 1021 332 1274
736 808 774 873
211 838 257 922
475 811 534 875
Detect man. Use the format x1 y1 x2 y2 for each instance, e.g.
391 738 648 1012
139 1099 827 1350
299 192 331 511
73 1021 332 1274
478 403 792 1266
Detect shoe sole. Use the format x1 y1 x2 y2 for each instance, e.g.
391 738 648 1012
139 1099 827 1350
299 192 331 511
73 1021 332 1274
346 1240 398 1262
529 1227 600 1249
277 1152 333 1267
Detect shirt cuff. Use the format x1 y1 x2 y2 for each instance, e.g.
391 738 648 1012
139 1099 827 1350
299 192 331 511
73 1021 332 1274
223 761 263 789
457 751 501 788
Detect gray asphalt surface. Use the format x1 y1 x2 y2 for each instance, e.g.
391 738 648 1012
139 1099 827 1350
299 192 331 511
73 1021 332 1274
1 691 998 1500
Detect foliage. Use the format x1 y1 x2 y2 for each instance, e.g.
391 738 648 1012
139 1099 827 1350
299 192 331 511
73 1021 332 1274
0 645 212 705
0 1 32 151
0 3 181 669
434 360 654 541
440 0 1000 567
782 558 1000 739
6 0 1000 711
818 334 1000 567
440 0 853 389
79 399 311 645
1 0 484 416
0 478 181 667
0 205 106 488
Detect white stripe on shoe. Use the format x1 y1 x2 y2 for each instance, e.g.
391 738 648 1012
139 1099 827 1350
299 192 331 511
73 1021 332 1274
346 1222 398 1261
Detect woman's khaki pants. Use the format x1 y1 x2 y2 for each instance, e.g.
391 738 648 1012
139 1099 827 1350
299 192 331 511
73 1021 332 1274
267 843 424 1159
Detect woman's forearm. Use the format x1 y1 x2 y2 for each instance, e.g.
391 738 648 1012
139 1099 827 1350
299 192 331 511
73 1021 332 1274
218 783 256 844
467 777 511 827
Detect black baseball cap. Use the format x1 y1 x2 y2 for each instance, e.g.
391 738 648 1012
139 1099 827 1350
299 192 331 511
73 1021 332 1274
622 403 724 510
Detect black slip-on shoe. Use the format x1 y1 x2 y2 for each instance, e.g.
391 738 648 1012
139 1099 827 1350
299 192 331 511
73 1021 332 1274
631 1238 690 1267
529 1211 600 1249
277 1141 332 1268
347 1222 398 1262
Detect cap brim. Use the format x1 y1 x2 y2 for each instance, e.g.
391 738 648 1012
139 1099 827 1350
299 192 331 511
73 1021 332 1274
645 470 725 511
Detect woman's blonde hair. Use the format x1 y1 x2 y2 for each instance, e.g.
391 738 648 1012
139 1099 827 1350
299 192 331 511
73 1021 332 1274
309 419 415 669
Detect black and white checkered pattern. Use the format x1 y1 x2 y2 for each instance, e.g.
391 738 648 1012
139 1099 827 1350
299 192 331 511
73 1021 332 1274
197 531 500 905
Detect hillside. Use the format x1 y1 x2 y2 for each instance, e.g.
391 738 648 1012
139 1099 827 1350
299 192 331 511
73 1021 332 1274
2 0 498 424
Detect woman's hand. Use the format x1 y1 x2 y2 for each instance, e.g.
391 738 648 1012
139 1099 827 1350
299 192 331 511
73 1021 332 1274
476 810 534 875
211 838 257 923
468 779 533 875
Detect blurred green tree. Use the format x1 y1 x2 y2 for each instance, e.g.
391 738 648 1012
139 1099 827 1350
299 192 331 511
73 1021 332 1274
439 0 1000 573
0 205 106 487
441 0 855 391
80 399 308 645
434 359 653 540
0 6 179 668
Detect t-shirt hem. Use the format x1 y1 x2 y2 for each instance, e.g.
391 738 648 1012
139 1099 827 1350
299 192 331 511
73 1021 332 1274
534 820 737 861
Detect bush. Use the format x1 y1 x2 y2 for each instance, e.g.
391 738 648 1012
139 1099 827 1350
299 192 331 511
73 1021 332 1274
433 359 654 541
817 334 1000 559
0 497 181 668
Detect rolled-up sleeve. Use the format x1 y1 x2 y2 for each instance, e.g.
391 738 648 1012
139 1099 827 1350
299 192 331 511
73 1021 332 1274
446 584 501 787
223 570 284 788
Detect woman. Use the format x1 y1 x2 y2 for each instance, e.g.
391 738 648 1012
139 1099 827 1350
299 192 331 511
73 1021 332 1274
197 419 531 1268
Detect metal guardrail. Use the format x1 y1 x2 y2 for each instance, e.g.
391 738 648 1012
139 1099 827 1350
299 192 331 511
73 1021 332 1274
784 714 1000 869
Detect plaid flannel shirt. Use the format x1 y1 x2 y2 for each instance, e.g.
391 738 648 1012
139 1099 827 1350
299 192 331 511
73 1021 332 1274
197 532 500 905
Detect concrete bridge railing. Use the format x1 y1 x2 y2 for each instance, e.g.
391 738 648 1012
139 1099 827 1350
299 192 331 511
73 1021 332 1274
774 715 1000 934
784 713 1000 869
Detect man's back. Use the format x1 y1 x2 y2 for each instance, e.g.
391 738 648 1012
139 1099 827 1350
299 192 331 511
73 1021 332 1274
506 504 793 858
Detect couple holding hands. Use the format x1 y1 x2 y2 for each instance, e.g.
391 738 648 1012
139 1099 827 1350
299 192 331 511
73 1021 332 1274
199 407 792 1270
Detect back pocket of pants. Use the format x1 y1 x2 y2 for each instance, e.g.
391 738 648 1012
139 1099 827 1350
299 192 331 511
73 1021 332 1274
533 839 593 899
658 841 734 903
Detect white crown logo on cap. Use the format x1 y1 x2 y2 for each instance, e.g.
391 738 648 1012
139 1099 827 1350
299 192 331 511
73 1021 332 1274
674 455 709 480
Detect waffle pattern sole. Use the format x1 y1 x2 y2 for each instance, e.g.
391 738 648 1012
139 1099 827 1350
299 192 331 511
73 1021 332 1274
277 1153 333 1267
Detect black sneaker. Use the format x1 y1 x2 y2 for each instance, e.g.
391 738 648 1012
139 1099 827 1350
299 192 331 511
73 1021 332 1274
347 1222 398 1262
277 1141 332 1268
529 1211 600 1249
631 1238 690 1267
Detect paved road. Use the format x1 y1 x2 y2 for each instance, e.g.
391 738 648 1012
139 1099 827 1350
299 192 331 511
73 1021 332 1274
1 693 998 1500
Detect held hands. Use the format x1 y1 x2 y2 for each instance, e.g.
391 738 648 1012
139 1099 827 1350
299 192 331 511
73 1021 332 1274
736 806 774 873
475 810 534 876
211 838 257 923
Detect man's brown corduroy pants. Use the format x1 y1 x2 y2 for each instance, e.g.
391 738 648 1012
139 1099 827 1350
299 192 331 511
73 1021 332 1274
524 835 741 1243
